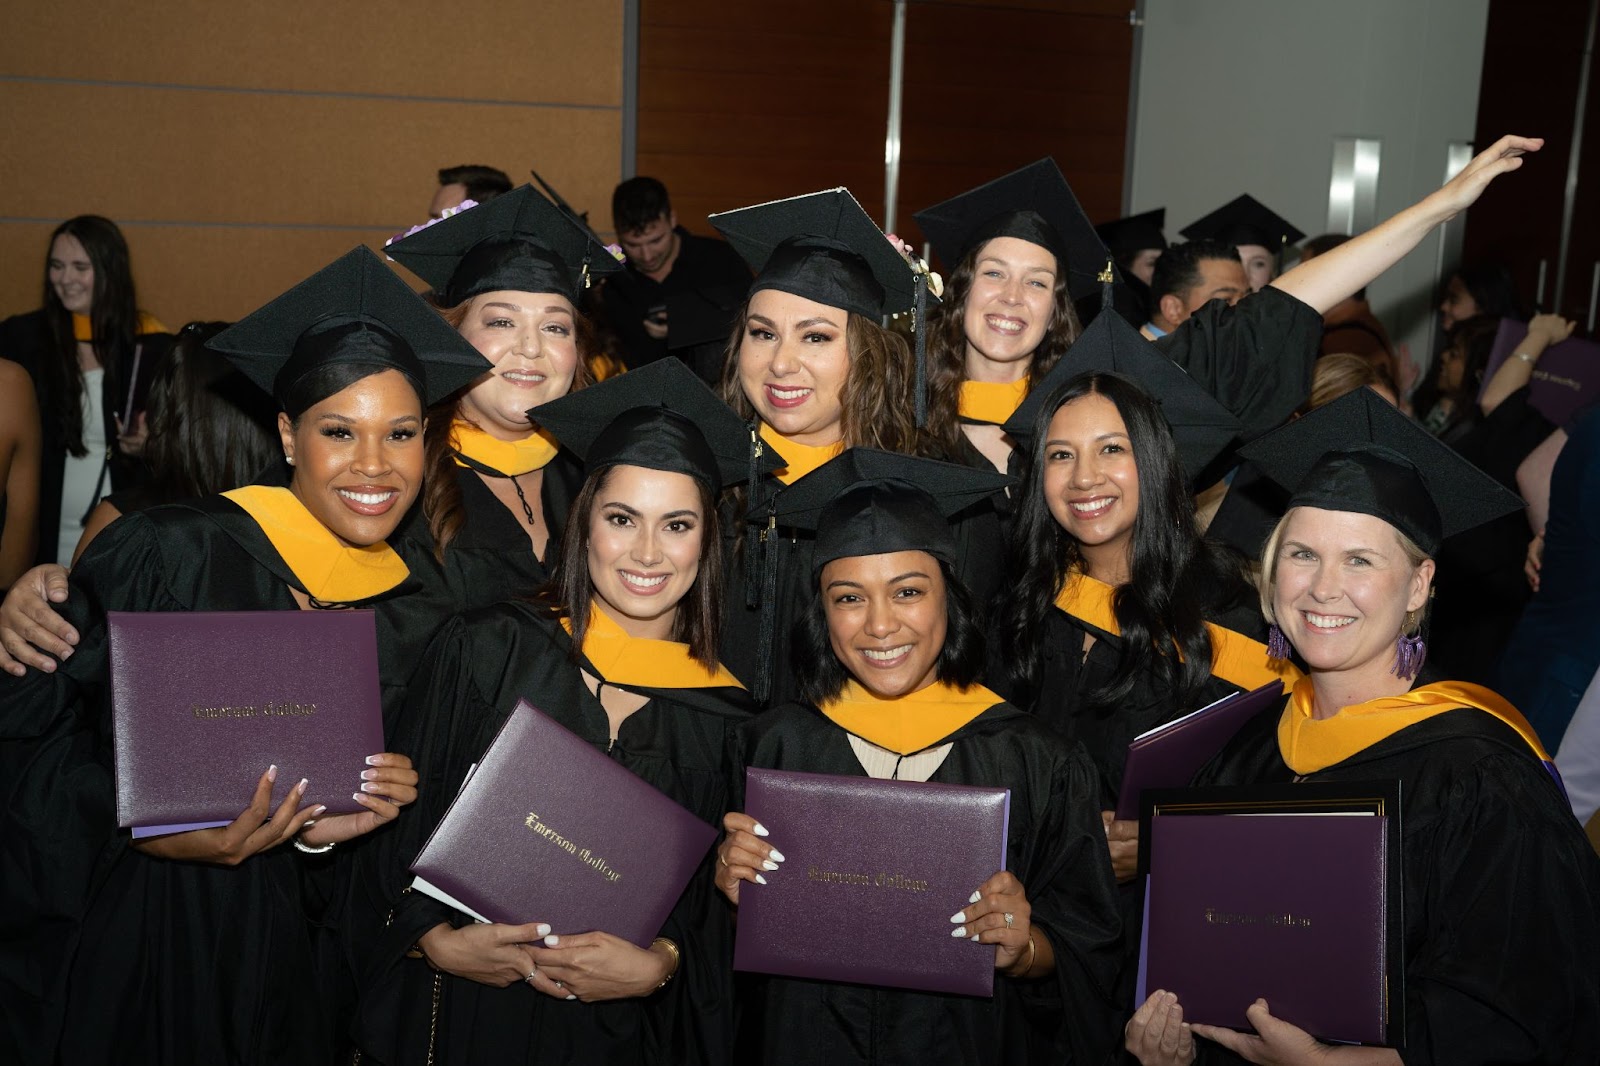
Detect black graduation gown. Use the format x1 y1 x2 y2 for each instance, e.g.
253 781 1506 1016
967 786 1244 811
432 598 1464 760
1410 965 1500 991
727 701 1123 1066
390 449 585 613
719 492 1007 707
1154 286 1322 443
1019 593 1269 811
352 603 753 1066
0 494 454 1066
1193 702 1600 1065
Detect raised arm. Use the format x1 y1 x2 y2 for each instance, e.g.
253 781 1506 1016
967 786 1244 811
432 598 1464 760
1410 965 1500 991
1272 135 1543 315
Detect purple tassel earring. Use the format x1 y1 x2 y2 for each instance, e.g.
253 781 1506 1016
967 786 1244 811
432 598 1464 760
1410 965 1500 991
1266 623 1291 661
1393 629 1427 680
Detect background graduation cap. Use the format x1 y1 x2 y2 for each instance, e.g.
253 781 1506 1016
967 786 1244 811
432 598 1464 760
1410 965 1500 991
710 186 936 422
914 158 1115 303
1179 194 1305 251
1002 309 1243 485
530 167 590 227
1237 387 1524 556
208 245 491 407
528 356 784 492
386 184 622 307
1096 208 1168 261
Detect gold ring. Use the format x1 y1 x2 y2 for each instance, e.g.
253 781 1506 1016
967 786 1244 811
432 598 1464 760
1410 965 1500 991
717 854 728 868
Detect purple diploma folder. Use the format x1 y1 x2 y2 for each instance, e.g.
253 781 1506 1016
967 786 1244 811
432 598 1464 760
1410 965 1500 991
1114 681 1285 820
408 699 717 948
1479 317 1600 427
1138 789 1399 1046
108 610 384 834
734 768 1010 997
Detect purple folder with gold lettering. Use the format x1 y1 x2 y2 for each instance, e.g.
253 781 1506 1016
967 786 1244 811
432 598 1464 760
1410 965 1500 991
408 699 717 948
1137 782 1403 1046
108 610 384 836
734 768 1010 996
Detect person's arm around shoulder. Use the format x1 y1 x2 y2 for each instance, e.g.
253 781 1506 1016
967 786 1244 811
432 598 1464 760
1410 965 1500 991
1272 135 1542 315
0 359 40 590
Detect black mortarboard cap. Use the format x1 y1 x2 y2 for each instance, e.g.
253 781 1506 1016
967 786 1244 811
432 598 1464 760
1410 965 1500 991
1096 208 1168 261
709 187 918 319
387 184 622 307
208 246 491 407
767 448 1011 577
1179 194 1305 250
527 357 783 493
1236 388 1524 556
1002 310 1242 483
914 158 1113 301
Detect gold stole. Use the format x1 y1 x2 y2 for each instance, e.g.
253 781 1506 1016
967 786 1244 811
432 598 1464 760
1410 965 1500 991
221 485 409 602
562 605 745 689
1278 678 1553 774
1053 571 1304 692
819 679 1003 756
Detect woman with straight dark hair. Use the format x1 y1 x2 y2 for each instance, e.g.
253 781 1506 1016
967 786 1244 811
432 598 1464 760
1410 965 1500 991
0 247 481 1065
66 321 279 562
0 215 169 566
716 448 1121 1065
353 359 761 1065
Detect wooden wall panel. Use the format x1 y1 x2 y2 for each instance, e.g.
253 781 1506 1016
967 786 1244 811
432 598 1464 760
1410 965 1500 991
636 0 1132 267
2 2 622 106
0 3 624 324
636 0 895 233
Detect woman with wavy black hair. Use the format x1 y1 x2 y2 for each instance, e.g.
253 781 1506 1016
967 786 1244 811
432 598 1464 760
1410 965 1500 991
994 357 1299 884
715 447 1121 1066
0 215 169 566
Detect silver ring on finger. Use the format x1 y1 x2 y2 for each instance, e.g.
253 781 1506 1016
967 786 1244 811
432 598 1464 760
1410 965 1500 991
526 969 537 982
555 980 564 989
1003 912 1015 928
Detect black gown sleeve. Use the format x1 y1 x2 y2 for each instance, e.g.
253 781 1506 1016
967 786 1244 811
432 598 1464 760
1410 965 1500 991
0 513 182 1064
1010 741 1124 1066
1154 286 1323 442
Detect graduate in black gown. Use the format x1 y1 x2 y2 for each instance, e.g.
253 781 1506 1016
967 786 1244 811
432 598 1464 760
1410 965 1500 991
991 310 1297 844
705 188 1003 703
352 358 775 1066
1124 389 1600 1066
914 159 1115 476
716 449 1121 1066
0 246 491 1066
384 185 624 611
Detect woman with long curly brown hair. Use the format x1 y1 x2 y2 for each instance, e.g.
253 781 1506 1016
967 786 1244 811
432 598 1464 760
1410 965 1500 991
384 185 624 611
706 188 1002 704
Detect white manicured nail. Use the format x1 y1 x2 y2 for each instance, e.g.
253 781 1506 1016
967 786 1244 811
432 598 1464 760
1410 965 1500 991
544 934 560 946
768 848 786 863
969 890 981 904
754 873 767 885
753 823 770 837
951 925 967 938
535 924 551 937
950 910 966 923
762 860 779 871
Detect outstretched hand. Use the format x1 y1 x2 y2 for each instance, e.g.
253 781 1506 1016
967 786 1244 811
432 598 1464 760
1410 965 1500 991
1429 135 1543 221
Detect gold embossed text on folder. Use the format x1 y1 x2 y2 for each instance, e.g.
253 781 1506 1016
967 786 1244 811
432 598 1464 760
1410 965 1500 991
524 812 623 883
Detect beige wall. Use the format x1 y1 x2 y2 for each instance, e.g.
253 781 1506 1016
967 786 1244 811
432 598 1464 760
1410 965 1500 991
0 2 625 325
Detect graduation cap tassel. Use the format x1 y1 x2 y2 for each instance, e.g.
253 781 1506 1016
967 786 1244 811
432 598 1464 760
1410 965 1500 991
913 270 928 428
1099 257 1115 312
754 512 780 705
744 423 764 609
